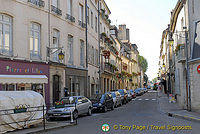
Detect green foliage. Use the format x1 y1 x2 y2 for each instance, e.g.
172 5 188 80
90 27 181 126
138 55 148 73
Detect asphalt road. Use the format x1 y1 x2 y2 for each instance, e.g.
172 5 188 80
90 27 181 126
42 91 200 134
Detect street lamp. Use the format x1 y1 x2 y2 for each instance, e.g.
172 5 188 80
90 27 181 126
163 63 165 68
58 51 65 60
168 35 174 45
47 46 65 61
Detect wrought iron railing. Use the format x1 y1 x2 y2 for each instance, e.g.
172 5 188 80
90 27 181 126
51 5 62 16
28 0 45 7
0 104 77 133
78 20 86 28
66 14 75 23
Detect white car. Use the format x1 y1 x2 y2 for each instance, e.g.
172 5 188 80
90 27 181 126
47 96 92 120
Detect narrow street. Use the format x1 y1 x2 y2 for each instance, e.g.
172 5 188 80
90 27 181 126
42 90 199 134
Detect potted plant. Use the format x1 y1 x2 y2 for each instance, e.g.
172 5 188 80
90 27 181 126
55 101 65 108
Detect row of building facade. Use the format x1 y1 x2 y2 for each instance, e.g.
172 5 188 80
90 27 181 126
159 0 200 113
0 0 142 105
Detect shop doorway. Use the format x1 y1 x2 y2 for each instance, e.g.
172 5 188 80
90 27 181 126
53 75 60 103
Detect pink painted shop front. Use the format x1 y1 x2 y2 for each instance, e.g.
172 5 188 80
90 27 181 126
0 58 50 104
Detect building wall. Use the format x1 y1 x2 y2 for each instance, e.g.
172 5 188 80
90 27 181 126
187 0 200 112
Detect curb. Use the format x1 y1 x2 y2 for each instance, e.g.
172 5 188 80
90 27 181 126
27 123 77 134
167 112 200 123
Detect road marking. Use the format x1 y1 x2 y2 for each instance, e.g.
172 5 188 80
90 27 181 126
152 99 156 101
138 99 142 101
92 114 100 116
132 99 136 101
145 99 149 101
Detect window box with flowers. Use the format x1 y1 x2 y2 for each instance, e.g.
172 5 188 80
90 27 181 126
14 105 28 113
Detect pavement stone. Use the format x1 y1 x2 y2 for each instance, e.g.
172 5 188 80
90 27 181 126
157 90 200 123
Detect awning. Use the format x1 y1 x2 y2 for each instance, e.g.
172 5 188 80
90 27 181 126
0 75 48 84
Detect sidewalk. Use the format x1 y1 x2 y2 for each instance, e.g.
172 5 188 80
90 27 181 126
8 121 76 134
157 90 200 123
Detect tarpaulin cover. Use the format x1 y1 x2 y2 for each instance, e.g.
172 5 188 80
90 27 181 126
0 91 46 133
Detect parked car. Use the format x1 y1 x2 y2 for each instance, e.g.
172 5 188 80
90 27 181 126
109 91 122 107
127 90 133 101
143 88 148 93
47 96 92 120
118 89 128 104
129 89 136 99
115 91 123 106
91 93 114 112
135 88 143 96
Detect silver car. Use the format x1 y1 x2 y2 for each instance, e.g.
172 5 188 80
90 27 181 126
47 96 93 120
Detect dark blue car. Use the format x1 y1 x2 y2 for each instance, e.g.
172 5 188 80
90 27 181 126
91 93 114 112
135 88 143 96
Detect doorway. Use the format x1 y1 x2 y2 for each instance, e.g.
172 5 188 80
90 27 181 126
53 75 60 103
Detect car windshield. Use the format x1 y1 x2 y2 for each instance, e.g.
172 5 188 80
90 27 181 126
60 97 77 105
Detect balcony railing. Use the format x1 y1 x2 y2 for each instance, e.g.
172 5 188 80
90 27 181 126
28 0 45 7
104 62 115 74
51 5 62 16
66 14 75 23
176 46 186 63
78 20 86 28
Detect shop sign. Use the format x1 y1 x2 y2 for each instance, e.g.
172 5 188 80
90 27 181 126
197 65 200 74
6 66 43 74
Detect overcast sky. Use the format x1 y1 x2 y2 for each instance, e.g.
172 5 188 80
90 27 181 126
106 0 177 80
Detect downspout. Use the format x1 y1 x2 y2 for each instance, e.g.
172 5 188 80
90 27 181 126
98 0 101 94
85 0 88 97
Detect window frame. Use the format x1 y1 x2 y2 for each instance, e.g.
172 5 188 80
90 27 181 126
68 35 74 65
30 22 41 59
80 40 85 67
0 14 13 55
52 29 60 61
67 0 73 16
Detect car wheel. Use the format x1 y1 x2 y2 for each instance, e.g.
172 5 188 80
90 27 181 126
120 101 123 106
73 110 78 119
103 106 107 113
87 108 92 116
111 104 114 110
49 117 55 121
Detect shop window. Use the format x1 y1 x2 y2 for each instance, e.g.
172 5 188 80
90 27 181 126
2 84 15 91
0 14 12 55
32 84 44 96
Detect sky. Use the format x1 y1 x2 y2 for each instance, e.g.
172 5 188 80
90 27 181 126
105 0 178 80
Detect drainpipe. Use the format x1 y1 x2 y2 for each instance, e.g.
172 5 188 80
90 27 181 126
97 0 101 94
85 0 88 97
184 28 191 111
